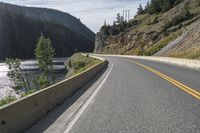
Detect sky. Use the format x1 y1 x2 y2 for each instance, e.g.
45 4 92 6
1 0 148 32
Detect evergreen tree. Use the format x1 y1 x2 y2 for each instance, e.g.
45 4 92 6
116 13 121 24
149 0 161 13
35 34 55 89
145 0 150 12
182 1 191 17
148 0 179 14
161 0 171 12
137 4 144 15
6 58 26 93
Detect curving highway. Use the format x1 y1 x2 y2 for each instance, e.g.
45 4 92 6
26 56 200 133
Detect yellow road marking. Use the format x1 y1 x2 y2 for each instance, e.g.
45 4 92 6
128 60 200 100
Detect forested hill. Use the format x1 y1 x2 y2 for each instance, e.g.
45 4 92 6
95 0 200 59
0 2 95 60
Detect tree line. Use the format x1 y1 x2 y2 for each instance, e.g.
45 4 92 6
101 12 138 36
137 0 182 15
101 0 182 35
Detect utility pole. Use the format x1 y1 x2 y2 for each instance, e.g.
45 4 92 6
122 10 131 22
123 10 125 21
125 10 127 21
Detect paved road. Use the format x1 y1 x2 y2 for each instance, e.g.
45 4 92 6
26 56 200 133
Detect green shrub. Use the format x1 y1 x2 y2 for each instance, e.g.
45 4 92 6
144 31 182 56
108 26 121 36
148 16 159 25
6 58 26 93
74 61 86 70
162 3 192 31
66 53 102 77
0 96 16 107
21 89 37 98
100 25 110 35
68 59 72 68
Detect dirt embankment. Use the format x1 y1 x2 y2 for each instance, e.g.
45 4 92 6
155 19 200 59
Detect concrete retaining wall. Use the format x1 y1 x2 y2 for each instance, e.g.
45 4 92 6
93 54 200 70
130 56 200 70
0 56 108 133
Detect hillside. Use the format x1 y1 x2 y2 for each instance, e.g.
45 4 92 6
95 0 200 59
156 18 200 59
0 2 95 60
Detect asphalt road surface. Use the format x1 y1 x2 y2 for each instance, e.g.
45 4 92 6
26 56 200 133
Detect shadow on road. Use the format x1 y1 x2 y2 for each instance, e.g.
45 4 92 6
24 64 108 133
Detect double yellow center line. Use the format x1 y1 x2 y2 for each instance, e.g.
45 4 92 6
128 60 200 100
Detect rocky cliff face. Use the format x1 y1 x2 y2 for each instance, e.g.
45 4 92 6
0 2 95 60
95 22 163 55
94 29 109 53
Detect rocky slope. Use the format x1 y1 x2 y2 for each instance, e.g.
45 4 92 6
156 19 200 59
95 0 200 59
0 2 95 60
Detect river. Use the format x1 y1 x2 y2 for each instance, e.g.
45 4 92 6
0 58 68 99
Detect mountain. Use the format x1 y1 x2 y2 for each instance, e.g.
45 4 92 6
0 2 95 60
95 0 200 59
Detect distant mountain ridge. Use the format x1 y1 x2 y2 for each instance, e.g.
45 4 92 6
0 2 95 60
0 2 95 41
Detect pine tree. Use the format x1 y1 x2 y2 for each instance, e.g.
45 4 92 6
137 4 144 15
35 34 55 89
116 13 121 24
161 0 171 12
148 0 179 14
145 0 150 12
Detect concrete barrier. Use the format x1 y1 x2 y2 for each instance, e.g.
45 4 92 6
0 56 108 133
129 56 200 70
93 54 200 70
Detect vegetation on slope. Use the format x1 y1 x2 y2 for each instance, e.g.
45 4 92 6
137 0 182 15
66 53 103 77
158 19 200 59
0 96 16 107
95 0 200 59
144 31 182 56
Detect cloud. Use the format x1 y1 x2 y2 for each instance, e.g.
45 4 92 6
1 0 148 32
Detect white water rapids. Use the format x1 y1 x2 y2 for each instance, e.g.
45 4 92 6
0 58 67 99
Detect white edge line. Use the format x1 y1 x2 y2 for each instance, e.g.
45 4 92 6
63 62 114 133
